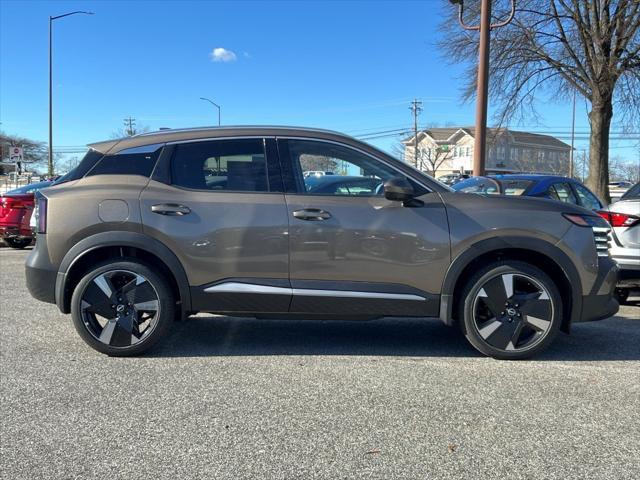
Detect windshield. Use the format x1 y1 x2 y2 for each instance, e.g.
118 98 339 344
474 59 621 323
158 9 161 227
620 182 640 200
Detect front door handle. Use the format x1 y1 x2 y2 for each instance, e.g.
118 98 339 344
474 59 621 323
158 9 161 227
292 208 332 221
151 204 191 216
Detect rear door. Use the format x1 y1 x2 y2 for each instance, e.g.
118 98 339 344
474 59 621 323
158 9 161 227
140 137 291 313
278 138 450 317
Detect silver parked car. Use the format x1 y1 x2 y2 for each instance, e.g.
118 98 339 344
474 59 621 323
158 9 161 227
598 183 640 303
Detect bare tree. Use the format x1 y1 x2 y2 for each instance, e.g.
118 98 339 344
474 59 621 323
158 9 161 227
610 155 640 182
439 0 640 202
417 146 451 176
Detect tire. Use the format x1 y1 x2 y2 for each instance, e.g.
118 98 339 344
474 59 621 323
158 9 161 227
5 237 32 249
459 260 562 360
71 259 175 356
614 288 630 305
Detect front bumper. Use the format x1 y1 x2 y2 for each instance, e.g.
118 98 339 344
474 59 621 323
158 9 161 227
576 256 619 322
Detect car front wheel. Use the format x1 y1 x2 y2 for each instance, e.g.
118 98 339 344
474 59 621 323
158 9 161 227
70 260 175 356
460 261 562 360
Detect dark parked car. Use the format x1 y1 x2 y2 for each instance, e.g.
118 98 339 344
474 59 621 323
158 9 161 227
0 181 52 249
452 174 603 210
26 127 618 359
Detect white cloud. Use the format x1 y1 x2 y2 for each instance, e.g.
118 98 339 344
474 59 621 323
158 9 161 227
210 47 237 62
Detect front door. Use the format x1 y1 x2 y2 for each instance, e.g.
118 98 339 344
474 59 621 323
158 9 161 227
140 138 291 313
278 138 450 317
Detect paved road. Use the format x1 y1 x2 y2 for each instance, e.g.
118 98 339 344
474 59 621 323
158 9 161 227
1 247 639 479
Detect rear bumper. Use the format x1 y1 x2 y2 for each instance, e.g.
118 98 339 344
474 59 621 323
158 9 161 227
25 235 57 304
0 224 32 238
610 245 640 288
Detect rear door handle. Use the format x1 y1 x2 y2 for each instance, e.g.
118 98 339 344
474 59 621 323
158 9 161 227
151 204 191 216
292 208 331 221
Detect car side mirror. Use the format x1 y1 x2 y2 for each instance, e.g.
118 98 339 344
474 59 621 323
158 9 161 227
384 177 415 202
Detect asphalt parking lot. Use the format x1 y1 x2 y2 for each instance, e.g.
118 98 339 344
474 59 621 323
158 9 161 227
1 247 639 479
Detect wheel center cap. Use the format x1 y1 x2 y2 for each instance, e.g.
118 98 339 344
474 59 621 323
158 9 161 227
116 304 126 313
506 307 517 317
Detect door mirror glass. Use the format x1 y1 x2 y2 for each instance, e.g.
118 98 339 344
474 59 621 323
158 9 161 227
384 177 415 202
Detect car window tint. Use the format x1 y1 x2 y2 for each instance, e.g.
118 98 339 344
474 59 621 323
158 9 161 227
501 180 533 196
573 183 602 210
453 177 500 195
86 149 160 178
548 183 578 204
288 140 406 197
171 139 268 192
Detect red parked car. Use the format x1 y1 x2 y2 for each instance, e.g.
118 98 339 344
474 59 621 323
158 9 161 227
0 181 52 249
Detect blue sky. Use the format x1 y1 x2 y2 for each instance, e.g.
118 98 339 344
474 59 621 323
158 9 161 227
0 0 636 164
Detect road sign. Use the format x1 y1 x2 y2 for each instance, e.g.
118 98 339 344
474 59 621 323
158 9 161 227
9 146 23 162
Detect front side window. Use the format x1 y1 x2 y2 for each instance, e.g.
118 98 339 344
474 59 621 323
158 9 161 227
573 184 602 210
547 182 578 204
287 139 415 197
171 139 268 192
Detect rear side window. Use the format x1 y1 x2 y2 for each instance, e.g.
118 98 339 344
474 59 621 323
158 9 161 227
547 183 578 204
86 147 161 178
171 139 268 192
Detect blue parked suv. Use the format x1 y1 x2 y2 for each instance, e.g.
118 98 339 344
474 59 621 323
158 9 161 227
452 174 604 211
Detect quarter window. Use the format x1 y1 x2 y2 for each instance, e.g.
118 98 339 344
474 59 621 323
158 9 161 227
170 139 268 192
86 149 160 178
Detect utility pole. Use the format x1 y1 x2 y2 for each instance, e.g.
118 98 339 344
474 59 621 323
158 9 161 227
410 99 423 169
569 90 576 178
449 0 516 177
124 116 136 136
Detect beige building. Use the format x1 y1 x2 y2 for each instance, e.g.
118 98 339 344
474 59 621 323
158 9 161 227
402 127 571 177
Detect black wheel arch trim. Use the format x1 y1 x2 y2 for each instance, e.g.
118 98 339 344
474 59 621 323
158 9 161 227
55 231 192 314
439 236 583 328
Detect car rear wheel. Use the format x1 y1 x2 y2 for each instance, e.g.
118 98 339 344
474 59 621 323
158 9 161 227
70 260 175 356
459 261 562 360
5 237 32 249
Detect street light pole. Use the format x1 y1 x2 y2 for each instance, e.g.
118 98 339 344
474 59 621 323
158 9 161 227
449 0 515 177
49 11 93 177
200 97 221 126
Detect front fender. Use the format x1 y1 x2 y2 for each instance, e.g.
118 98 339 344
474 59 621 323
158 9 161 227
438 236 583 327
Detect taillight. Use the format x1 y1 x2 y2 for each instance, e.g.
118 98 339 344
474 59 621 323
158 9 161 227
1 197 26 209
597 210 640 228
36 195 47 234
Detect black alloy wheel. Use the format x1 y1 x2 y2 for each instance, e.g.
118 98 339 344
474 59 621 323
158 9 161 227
71 260 175 356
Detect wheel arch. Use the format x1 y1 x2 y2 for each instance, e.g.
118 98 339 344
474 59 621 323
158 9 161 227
439 236 582 333
55 231 192 316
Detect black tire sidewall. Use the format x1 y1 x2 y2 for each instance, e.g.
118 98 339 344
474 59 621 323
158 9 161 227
461 261 562 360
5 237 31 249
70 259 175 356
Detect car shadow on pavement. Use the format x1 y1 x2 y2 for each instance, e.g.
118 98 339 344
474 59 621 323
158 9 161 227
149 309 640 361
